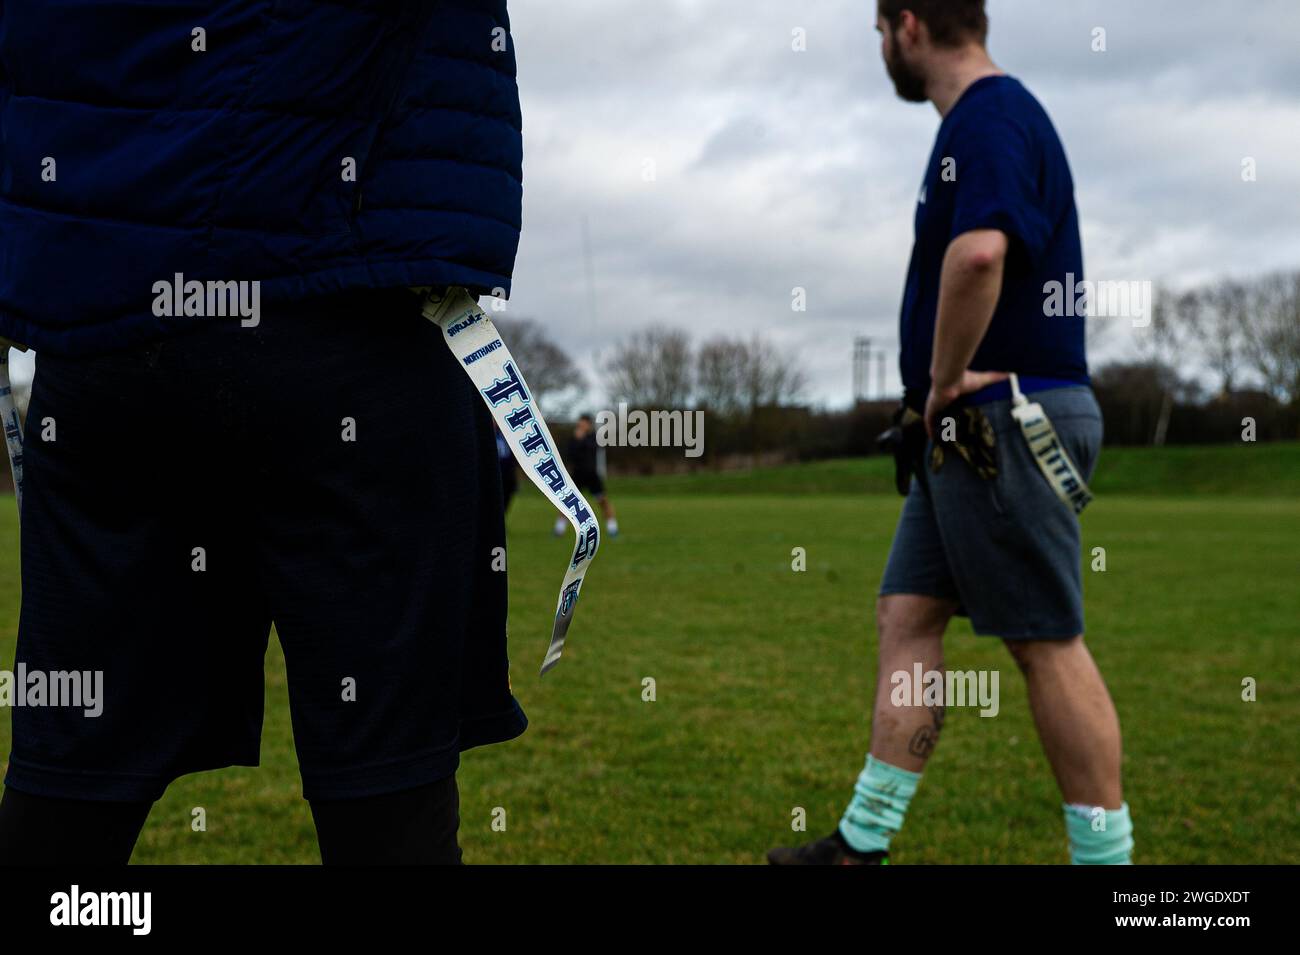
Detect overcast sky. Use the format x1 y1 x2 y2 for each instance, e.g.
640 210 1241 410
499 0 1300 408
12 1 1296 407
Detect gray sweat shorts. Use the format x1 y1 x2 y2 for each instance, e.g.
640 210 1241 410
879 386 1103 639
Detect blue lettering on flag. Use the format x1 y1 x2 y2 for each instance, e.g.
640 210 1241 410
463 339 505 366
534 456 567 494
520 422 551 457
504 405 535 431
446 311 484 337
573 524 598 565
560 490 593 527
558 579 581 617
482 361 530 405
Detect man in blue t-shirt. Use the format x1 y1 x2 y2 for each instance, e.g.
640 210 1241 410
770 0 1133 866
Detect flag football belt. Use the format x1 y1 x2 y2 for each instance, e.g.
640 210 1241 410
1008 372 1092 515
0 352 23 518
421 287 599 675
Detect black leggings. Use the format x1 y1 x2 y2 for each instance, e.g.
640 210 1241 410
310 774 462 866
0 789 152 865
0 774 462 865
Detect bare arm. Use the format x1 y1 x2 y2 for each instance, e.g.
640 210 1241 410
923 228 1010 436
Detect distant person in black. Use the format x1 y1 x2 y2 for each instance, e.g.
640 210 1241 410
555 414 619 538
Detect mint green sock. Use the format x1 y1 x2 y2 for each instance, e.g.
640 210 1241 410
838 755 921 853
1064 802 1134 864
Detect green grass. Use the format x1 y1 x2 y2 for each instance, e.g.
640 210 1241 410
612 441 1300 498
1 443 1297 864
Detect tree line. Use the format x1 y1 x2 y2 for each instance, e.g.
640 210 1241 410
497 269 1300 473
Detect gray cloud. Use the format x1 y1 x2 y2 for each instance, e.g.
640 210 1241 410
500 0 1300 407
12 2 1292 408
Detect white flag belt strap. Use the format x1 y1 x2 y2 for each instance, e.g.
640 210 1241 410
1008 372 1093 515
0 353 23 518
422 288 599 675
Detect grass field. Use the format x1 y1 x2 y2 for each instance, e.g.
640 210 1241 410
1 443 1297 864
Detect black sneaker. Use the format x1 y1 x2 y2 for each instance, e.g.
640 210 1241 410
767 829 889 866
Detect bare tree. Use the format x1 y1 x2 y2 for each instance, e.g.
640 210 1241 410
696 337 750 416
1238 271 1300 407
1139 286 1198 444
1091 360 1201 445
493 317 586 410
696 334 806 416
602 327 694 408
742 335 807 411
691 333 807 464
1191 279 1247 396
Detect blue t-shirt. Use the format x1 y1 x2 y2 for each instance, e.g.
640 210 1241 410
897 75 1088 398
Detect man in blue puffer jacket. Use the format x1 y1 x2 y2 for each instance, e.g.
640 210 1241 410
0 0 528 864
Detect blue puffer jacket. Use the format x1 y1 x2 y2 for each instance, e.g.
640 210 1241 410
0 0 523 355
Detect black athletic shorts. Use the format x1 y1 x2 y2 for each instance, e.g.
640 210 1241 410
4 287 527 803
572 469 604 497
